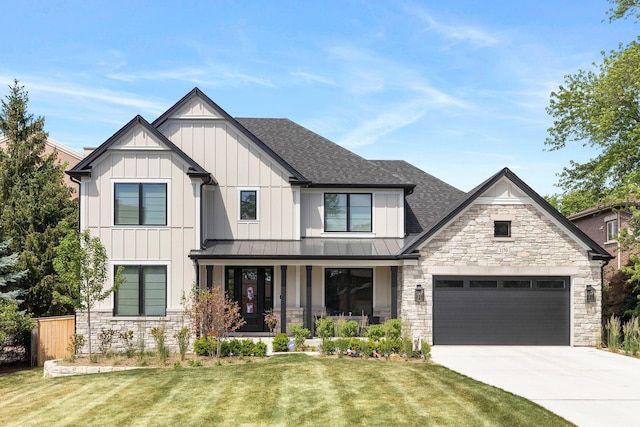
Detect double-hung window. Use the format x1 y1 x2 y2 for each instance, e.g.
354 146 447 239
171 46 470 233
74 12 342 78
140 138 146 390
115 183 167 226
606 219 618 242
115 265 167 316
324 193 372 232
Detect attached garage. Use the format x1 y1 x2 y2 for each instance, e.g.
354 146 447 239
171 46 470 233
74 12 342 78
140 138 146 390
433 276 570 345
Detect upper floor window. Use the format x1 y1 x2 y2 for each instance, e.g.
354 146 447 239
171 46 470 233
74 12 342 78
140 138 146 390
115 183 167 226
494 220 511 238
324 193 372 232
606 219 618 241
240 190 258 221
114 265 167 316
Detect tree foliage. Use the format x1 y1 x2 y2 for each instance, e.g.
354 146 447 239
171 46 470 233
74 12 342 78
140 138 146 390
0 238 32 357
185 284 245 358
53 229 123 357
545 40 640 213
0 80 78 317
607 0 640 22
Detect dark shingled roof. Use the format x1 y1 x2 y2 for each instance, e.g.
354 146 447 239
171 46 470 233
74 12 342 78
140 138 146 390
371 160 465 234
236 118 414 189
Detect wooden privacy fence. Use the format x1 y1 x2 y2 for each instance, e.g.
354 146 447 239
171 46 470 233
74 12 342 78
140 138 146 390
31 315 75 367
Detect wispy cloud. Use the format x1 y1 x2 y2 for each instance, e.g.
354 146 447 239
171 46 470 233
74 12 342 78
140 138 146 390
291 71 337 86
108 66 276 88
338 90 466 147
0 75 165 114
404 3 502 47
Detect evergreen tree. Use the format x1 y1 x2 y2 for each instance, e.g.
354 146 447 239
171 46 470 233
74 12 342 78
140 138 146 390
0 238 32 356
0 80 78 317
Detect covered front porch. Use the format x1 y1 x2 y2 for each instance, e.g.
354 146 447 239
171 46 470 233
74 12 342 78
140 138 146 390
189 238 409 334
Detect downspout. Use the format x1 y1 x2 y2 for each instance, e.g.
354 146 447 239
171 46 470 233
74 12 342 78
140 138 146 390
69 175 82 233
69 174 82 342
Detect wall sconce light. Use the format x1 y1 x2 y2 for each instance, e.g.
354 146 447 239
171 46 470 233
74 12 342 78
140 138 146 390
585 285 596 303
415 284 425 302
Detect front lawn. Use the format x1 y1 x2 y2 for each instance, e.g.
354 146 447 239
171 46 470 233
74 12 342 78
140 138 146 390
0 355 571 426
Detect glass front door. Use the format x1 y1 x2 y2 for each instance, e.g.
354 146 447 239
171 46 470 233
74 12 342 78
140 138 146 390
226 267 273 332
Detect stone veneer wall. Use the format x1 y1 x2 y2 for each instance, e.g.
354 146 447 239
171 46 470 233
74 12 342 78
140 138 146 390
76 307 320 354
400 203 603 347
76 310 189 354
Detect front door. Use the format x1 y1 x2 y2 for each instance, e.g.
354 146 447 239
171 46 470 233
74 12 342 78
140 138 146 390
226 267 273 332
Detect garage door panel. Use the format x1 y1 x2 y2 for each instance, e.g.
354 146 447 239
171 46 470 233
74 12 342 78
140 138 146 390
434 285 570 345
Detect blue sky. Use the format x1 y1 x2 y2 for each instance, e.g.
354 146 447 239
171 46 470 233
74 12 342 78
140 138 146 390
0 0 636 195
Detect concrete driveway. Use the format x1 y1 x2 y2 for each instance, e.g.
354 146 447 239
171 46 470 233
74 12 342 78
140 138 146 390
431 346 640 427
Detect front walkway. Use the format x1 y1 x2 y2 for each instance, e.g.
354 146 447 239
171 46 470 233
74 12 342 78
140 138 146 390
431 346 640 427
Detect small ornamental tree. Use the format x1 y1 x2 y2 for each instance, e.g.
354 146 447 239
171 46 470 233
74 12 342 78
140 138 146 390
53 229 123 358
185 284 245 358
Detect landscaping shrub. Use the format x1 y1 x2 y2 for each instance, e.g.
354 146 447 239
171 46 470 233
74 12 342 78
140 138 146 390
289 323 310 350
225 338 242 356
252 341 267 357
174 327 190 361
320 338 335 355
333 338 351 355
623 317 640 356
272 333 290 352
193 336 216 356
366 324 385 341
384 319 402 339
339 320 359 337
606 315 621 351
119 330 136 358
151 327 169 364
421 341 431 359
97 328 116 354
315 317 335 339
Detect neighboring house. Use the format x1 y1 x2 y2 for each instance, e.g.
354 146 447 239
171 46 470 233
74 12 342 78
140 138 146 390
569 202 638 274
0 135 84 197
68 88 611 351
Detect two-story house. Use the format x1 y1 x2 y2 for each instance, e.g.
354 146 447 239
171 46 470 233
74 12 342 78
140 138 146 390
68 88 610 350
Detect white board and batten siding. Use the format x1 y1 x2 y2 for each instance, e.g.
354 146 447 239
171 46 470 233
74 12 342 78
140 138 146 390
81 126 198 311
300 189 405 238
159 119 297 240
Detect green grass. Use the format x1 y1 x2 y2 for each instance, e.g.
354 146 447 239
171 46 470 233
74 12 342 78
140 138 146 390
0 355 571 426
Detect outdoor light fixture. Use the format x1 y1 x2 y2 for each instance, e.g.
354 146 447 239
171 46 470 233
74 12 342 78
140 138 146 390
585 285 596 303
415 284 425 302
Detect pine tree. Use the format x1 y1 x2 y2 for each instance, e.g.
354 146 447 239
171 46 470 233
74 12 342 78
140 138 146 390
0 80 78 317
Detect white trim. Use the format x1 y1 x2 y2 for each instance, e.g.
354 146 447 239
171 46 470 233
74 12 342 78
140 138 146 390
111 178 171 228
293 188 301 240
195 182 201 249
79 177 90 232
570 276 575 346
238 187 260 222
476 196 528 205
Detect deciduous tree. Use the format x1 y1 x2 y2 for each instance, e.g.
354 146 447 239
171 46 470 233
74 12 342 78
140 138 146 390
53 229 123 358
185 284 245 358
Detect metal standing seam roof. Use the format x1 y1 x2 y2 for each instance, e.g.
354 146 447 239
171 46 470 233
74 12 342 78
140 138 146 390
189 238 408 260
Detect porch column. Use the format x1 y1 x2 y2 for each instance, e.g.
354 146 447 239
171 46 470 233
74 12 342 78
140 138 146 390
306 265 313 331
391 266 398 319
206 265 213 289
280 265 287 333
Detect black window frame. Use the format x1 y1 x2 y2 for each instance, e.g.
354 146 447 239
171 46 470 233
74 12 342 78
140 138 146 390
324 268 373 316
239 190 258 221
114 183 167 226
494 220 511 238
114 265 167 316
323 193 372 232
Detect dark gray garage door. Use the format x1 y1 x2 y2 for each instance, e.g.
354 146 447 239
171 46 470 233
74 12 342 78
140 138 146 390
433 276 570 345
